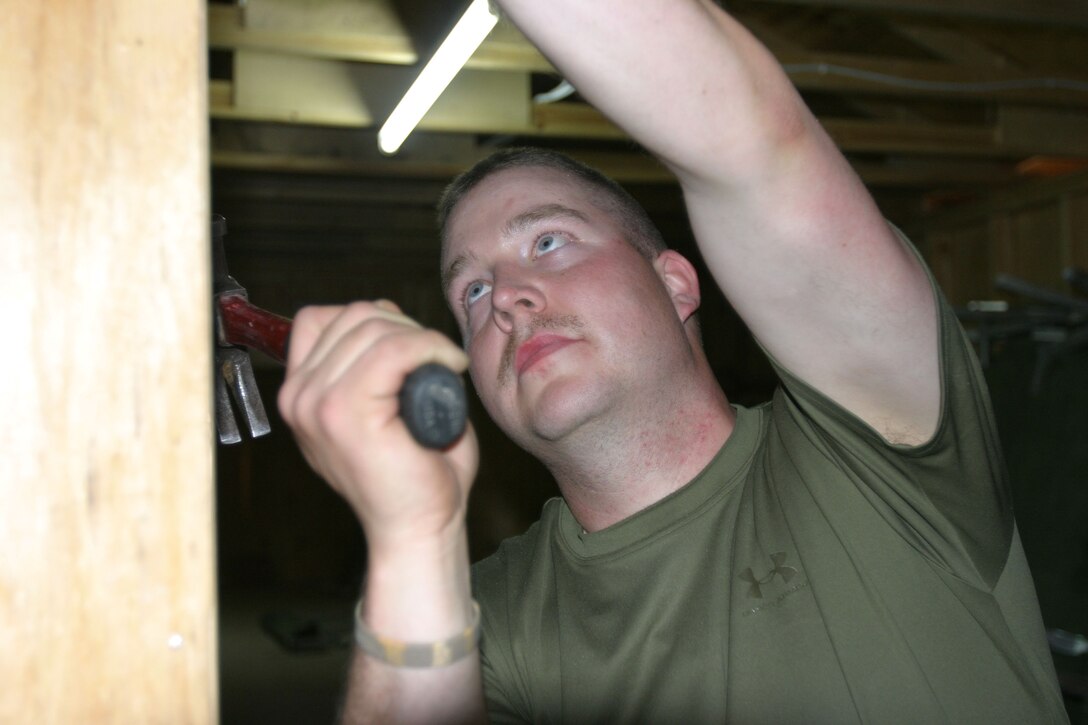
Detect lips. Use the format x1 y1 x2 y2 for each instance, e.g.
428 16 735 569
515 333 578 376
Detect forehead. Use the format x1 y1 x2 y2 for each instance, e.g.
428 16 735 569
441 166 597 264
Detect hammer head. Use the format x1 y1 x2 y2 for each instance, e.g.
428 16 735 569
215 346 272 443
212 214 272 444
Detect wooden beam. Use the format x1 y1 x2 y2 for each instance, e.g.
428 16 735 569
212 146 1023 190
213 49 1088 159
823 118 998 156
212 149 677 184
774 51 1088 107
467 18 552 72
209 1 1088 106
953 24 1088 78
1 1 215 722
230 50 376 126
851 158 1020 187
208 0 417 65
1016 156 1088 178
740 0 1088 29
890 21 1016 69
998 106 1088 157
208 0 551 71
216 52 531 131
826 114 1088 158
533 105 1011 163
212 86 1085 160
915 168 1088 229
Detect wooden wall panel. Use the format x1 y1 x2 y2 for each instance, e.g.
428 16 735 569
1003 201 1066 289
924 222 992 304
0 2 216 722
917 171 1088 302
1068 191 1088 272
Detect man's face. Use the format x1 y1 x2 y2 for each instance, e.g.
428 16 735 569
441 166 689 451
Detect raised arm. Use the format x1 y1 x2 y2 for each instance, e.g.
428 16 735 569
499 0 940 444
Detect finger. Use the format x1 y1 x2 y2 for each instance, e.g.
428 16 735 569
296 302 422 376
286 305 343 371
309 328 467 440
316 326 468 403
281 319 467 439
374 299 403 315
286 302 419 381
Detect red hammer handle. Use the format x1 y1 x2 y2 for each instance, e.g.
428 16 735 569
217 293 292 364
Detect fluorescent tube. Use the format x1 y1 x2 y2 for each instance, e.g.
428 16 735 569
377 0 499 154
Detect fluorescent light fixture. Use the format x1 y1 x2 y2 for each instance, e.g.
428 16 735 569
377 0 499 155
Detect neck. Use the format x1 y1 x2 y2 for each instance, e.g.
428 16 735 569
540 372 735 533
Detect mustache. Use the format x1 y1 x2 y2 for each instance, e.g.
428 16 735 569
498 314 585 386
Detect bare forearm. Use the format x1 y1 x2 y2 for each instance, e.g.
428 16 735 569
495 0 806 183
341 651 484 725
340 528 486 724
278 302 486 723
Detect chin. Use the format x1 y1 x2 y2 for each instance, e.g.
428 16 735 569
520 375 614 445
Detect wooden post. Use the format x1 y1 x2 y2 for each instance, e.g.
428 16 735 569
0 1 216 722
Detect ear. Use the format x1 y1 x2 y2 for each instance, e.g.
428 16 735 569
653 250 701 323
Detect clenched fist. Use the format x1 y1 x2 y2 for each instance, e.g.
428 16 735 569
277 300 478 557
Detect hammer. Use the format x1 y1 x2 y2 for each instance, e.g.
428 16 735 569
212 214 467 450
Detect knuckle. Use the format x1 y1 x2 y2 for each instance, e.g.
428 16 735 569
422 328 453 348
354 317 414 351
293 304 330 327
287 392 318 434
276 383 295 422
346 300 381 318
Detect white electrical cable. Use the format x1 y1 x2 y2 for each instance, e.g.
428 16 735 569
533 79 577 104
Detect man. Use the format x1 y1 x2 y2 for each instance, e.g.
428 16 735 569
277 1 1066 722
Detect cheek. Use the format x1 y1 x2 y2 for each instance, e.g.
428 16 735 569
579 262 670 322
466 333 503 389
466 355 516 430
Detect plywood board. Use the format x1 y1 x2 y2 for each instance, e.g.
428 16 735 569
0 1 216 721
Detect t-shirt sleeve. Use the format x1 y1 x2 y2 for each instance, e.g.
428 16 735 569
764 240 1014 589
472 547 533 724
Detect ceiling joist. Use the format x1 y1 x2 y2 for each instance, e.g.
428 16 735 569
738 0 1088 28
207 0 1088 219
210 50 1088 160
209 2 1088 108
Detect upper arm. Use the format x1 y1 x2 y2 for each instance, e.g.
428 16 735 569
496 0 941 442
681 122 940 445
616 3 942 444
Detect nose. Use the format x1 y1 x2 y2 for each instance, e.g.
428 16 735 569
490 271 545 334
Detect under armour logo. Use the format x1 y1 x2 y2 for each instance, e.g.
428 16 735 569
739 552 798 599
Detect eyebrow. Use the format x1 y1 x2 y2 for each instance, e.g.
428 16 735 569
441 203 589 298
442 251 475 299
501 203 589 239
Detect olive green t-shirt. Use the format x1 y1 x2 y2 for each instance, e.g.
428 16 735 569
471 289 1066 723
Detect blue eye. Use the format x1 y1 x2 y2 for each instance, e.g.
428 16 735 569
465 280 491 307
535 233 569 255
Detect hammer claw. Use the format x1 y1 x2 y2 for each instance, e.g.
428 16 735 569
215 366 243 445
219 347 272 441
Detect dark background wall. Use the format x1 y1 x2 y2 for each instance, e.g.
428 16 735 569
988 341 1088 648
